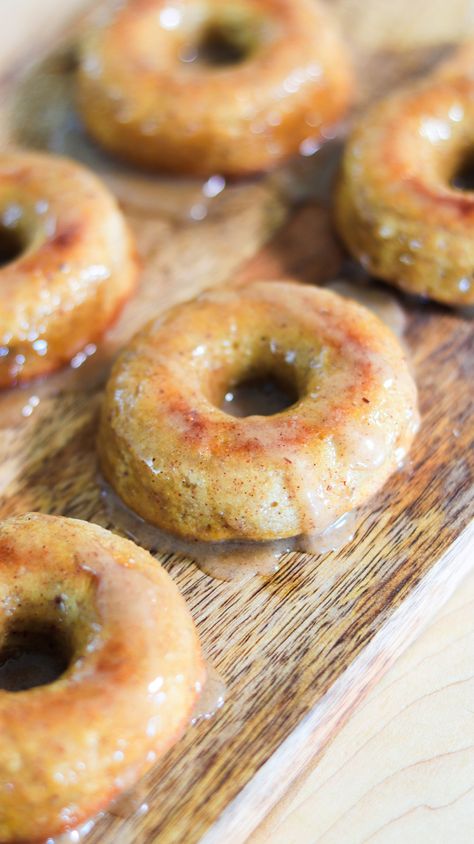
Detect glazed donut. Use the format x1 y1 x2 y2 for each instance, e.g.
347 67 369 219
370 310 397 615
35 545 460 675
98 281 419 542
0 513 203 843
77 0 352 176
335 43 474 306
0 151 137 387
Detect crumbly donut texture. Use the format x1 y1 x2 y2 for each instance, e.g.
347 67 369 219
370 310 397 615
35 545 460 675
0 151 137 387
98 281 419 542
77 0 352 175
0 513 203 843
335 43 474 306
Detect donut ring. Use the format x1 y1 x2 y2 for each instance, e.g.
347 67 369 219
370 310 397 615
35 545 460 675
98 281 419 542
0 513 203 843
335 44 474 306
77 0 353 176
0 151 137 387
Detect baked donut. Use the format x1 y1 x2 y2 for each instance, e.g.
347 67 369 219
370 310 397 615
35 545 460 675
98 281 419 542
0 151 137 388
335 43 474 306
77 0 353 176
0 512 203 843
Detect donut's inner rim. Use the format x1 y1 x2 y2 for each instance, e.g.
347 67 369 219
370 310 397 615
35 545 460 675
191 22 256 66
176 6 267 67
0 617 73 692
193 328 318 417
0 222 28 268
450 148 474 191
219 371 299 417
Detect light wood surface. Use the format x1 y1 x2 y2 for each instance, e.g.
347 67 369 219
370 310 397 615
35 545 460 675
0 0 95 81
252 568 474 844
0 3 473 844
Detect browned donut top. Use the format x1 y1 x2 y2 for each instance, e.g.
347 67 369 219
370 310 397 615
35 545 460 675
0 513 203 842
0 151 137 386
99 281 418 541
78 0 352 174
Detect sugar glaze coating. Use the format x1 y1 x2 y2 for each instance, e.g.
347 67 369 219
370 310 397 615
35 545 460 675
335 42 474 306
0 151 137 387
98 281 419 542
77 0 352 175
0 513 203 843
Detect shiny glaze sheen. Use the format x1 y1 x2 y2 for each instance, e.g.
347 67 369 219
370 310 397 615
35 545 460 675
98 281 419 542
335 41 474 306
101 480 359 581
0 513 204 843
77 0 353 175
0 151 137 387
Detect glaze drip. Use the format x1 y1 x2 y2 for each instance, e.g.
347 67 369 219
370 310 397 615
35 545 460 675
100 482 360 582
191 662 226 725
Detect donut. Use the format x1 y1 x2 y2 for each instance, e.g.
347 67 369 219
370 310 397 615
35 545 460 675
98 281 419 543
77 0 353 176
0 512 203 843
0 151 137 388
335 43 474 306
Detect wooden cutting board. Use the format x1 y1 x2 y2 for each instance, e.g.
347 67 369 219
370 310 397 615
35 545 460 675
0 2 473 843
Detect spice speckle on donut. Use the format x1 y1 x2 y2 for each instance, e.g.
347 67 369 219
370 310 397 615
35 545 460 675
0 513 204 843
98 281 419 543
335 43 474 306
77 0 353 175
0 151 137 387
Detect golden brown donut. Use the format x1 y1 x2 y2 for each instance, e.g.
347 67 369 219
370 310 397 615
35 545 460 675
0 513 203 843
77 0 353 176
0 151 137 387
98 281 419 542
335 43 474 306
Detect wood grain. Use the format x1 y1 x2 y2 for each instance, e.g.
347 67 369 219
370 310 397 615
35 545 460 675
251 567 474 844
0 3 473 843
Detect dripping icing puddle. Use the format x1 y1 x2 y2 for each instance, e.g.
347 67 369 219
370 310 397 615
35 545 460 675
100 482 359 582
0 341 105 429
190 661 226 725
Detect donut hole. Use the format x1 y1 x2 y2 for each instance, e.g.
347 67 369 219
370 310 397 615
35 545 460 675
451 151 474 191
0 224 26 267
194 23 253 66
0 619 73 692
221 372 299 417
180 7 265 68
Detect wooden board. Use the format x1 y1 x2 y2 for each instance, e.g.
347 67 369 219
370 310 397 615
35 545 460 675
251 566 474 843
0 3 473 843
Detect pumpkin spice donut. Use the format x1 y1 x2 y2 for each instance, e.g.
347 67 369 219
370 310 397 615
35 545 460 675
98 281 419 543
0 512 203 843
0 151 137 388
77 0 353 176
335 42 474 306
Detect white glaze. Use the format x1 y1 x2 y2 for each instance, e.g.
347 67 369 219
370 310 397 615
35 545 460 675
191 662 226 725
45 660 225 842
45 817 99 844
